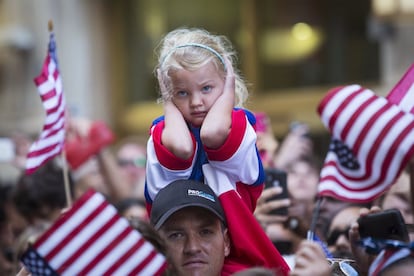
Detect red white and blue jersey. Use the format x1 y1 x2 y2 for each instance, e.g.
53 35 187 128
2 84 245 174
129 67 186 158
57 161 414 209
145 108 265 210
145 108 290 275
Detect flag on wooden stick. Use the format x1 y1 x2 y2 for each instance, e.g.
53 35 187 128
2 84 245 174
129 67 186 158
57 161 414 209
20 189 168 276
25 30 66 175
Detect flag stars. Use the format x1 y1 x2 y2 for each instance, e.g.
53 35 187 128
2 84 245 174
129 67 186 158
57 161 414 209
21 248 57 275
330 139 360 170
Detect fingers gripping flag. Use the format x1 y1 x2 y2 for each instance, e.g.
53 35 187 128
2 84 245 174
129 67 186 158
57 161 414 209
317 83 414 203
21 189 168 276
25 32 66 175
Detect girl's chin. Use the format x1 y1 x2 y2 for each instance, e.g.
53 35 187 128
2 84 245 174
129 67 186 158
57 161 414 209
190 119 204 127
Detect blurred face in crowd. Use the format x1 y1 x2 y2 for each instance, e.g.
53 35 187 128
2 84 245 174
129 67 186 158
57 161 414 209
122 204 148 222
116 143 147 192
286 160 319 202
327 206 360 259
382 194 413 224
73 158 108 200
382 194 413 240
159 207 230 276
381 171 413 240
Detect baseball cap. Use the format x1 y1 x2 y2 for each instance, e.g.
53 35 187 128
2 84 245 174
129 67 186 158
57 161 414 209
150 179 226 230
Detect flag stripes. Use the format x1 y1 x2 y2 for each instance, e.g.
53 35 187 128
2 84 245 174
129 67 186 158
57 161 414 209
25 48 66 174
317 85 414 202
22 190 167 276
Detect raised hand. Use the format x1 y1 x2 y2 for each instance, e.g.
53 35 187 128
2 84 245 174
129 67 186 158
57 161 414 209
254 186 291 229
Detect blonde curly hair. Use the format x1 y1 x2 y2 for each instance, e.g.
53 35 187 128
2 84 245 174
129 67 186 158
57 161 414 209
155 27 248 107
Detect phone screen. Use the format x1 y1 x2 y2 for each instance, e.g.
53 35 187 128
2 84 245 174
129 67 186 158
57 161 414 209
264 168 288 216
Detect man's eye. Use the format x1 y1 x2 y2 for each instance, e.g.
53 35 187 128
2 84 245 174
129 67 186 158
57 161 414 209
200 228 214 236
167 232 183 240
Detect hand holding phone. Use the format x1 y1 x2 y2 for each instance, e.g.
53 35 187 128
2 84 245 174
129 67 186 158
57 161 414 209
264 168 289 216
289 121 310 138
357 208 409 242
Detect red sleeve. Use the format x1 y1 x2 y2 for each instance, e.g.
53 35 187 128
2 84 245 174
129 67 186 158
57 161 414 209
235 182 263 212
152 121 195 170
205 110 247 161
219 191 290 276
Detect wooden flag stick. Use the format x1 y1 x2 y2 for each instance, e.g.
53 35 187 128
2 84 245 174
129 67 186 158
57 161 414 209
307 196 322 240
48 20 53 32
61 150 72 208
47 19 71 207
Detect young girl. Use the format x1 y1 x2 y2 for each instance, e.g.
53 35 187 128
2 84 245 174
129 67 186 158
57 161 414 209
145 27 289 275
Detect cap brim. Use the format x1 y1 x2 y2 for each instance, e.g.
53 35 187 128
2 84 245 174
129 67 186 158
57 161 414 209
154 203 226 230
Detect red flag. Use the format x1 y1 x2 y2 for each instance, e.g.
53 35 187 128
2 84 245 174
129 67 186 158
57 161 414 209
25 32 66 174
317 84 414 202
21 189 168 276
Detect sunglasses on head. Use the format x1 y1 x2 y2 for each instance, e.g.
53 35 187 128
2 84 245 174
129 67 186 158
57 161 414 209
327 258 358 276
327 227 350 246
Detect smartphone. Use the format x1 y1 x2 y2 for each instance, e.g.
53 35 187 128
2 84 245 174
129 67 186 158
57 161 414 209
289 121 310 138
264 168 288 216
357 208 409 242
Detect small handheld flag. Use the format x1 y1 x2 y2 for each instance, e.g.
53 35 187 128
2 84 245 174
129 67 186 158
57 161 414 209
317 71 414 202
20 189 168 276
25 26 66 175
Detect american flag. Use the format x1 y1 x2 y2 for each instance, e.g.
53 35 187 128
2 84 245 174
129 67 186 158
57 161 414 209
317 83 414 202
25 32 66 175
21 189 168 276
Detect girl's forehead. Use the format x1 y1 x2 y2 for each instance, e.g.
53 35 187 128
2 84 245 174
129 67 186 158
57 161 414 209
170 62 222 80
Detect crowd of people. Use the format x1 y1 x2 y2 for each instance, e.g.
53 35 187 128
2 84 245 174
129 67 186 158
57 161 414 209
1 27 414 276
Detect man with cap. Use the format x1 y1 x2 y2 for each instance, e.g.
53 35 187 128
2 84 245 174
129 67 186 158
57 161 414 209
150 176 289 276
150 179 230 276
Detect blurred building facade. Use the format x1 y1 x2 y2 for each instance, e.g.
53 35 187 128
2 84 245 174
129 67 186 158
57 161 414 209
0 0 413 146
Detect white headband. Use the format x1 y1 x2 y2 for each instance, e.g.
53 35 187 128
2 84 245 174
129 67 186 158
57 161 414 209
161 43 226 70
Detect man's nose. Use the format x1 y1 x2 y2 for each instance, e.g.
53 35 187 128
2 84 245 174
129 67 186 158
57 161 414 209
335 234 350 250
184 233 202 254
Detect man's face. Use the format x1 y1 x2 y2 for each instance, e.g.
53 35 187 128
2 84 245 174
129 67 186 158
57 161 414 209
159 207 230 276
327 206 360 259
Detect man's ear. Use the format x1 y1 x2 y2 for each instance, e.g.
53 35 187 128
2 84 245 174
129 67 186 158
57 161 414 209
223 228 231 257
